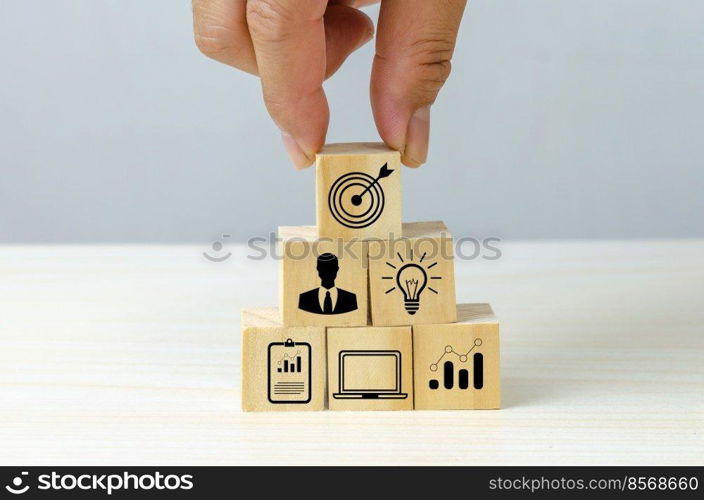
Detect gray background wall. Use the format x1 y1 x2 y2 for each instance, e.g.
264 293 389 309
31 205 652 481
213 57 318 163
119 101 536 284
1 0 702 243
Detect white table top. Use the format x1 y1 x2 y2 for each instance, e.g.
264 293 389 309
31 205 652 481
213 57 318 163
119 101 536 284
1 241 702 465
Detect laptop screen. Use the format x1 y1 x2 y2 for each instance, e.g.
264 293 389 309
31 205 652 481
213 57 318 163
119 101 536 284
340 352 399 393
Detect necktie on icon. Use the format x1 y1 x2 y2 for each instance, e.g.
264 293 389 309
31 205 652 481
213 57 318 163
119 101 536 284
324 291 333 314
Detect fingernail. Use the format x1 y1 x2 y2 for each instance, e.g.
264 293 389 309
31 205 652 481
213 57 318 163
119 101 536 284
281 133 312 170
404 105 431 167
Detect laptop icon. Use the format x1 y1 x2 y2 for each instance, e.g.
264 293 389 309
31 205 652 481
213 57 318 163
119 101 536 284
333 350 408 399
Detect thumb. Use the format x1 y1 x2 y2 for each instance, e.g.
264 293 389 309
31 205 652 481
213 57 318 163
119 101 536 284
371 0 466 166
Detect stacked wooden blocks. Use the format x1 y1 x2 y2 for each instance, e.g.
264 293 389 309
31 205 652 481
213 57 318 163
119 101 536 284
242 143 500 411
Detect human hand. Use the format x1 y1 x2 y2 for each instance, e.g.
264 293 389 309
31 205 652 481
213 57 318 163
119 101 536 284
192 0 467 168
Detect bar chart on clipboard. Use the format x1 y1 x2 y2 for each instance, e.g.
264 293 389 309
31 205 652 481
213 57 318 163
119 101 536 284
268 338 312 404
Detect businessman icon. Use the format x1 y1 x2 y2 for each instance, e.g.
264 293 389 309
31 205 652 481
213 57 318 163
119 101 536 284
298 253 358 315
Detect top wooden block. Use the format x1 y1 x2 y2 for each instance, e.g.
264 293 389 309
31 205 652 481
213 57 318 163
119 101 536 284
316 143 402 240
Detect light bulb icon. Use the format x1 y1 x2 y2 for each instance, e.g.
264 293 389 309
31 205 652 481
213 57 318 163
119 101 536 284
383 251 442 315
396 263 428 315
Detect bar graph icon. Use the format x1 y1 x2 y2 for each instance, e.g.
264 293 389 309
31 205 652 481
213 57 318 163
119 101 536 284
268 339 311 404
277 354 303 373
428 340 484 391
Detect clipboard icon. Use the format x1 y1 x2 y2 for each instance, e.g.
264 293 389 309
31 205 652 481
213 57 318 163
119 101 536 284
268 338 312 404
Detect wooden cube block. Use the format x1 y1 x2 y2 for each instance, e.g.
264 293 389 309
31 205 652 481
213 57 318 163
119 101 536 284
241 308 326 412
316 143 401 240
413 304 500 410
279 226 368 327
327 326 413 411
368 221 457 326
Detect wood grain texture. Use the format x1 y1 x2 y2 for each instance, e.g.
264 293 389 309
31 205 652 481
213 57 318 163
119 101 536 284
327 326 413 411
316 143 401 240
368 221 457 326
241 309 326 412
413 304 500 410
279 226 368 327
0 241 702 465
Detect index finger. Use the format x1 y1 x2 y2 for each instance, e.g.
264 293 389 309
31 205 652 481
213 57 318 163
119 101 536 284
246 0 329 168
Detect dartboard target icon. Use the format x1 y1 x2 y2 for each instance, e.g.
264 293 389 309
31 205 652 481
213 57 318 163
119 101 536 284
328 163 394 229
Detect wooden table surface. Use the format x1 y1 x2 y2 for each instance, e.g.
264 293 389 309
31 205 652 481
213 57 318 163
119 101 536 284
1 241 702 465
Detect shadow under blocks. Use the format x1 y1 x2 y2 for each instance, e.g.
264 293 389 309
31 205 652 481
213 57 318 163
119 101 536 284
241 143 500 411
